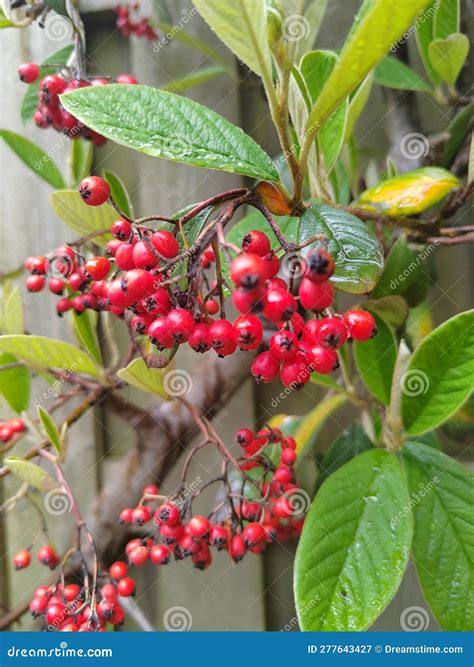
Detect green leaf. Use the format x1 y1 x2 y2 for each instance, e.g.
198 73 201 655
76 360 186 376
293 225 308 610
355 167 460 217
117 357 167 398
373 236 434 307
374 56 433 92
5 457 58 492
44 0 68 16
0 7 14 28
294 0 329 61
300 51 348 172
344 73 373 141
367 295 409 329
70 311 102 367
0 352 30 413
70 138 93 187
192 0 270 77
402 443 473 630
162 65 226 93
305 0 433 136
50 190 115 246
415 1 442 85
298 204 384 294
103 170 134 219
1 282 24 334
0 335 102 378
37 405 62 454
354 312 397 405
0 130 65 189
428 33 470 85
21 45 74 124
294 449 412 631
61 85 279 182
442 102 474 167
401 310 474 434
319 423 373 485
310 372 344 393
293 393 348 456
433 0 460 37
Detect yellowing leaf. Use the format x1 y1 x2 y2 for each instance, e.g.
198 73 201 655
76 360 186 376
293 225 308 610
117 358 168 398
50 190 115 246
428 33 470 86
294 393 348 455
355 167 460 217
5 457 58 492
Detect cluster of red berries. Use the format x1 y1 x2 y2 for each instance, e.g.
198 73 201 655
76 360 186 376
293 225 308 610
0 418 26 443
118 428 305 571
13 544 60 572
18 64 137 144
115 3 158 40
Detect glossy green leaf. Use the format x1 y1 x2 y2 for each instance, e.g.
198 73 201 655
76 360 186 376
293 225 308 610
294 393 348 456
402 443 473 630
0 335 102 378
70 139 93 187
415 0 441 85
300 51 348 172
319 423 373 485
192 0 270 77
5 457 58 492
0 130 65 189
294 449 412 630
374 56 433 92
298 204 384 294
442 102 474 167
103 170 134 219
70 311 102 366
61 85 279 182
305 0 432 136
373 236 434 307
37 405 62 454
401 310 474 434
428 33 470 85
355 167 460 217
50 190 115 246
162 65 226 93
354 312 397 405
21 45 74 124
0 352 30 413
1 282 24 334
117 358 167 398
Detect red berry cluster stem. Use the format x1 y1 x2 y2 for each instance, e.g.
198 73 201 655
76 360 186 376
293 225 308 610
115 3 159 40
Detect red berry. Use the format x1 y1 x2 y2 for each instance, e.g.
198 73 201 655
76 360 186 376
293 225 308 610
10 418 26 433
63 584 80 602
269 330 299 361
13 549 31 570
280 358 311 389
79 176 110 206
232 286 266 314
313 316 348 349
131 505 152 525
311 345 339 374
111 219 132 241
84 256 111 281
230 534 246 562
128 546 149 566
109 561 128 580
56 297 73 316
204 299 219 315
45 602 66 626
118 508 134 523
151 230 179 258
273 464 293 484
18 62 39 83
148 317 174 349
37 545 59 569
167 308 194 343
133 240 159 269
263 289 296 322
26 275 45 292
25 255 46 274
304 249 335 283
101 583 118 600
209 524 228 550
235 428 254 447
155 502 181 526
121 269 155 302
48 277 65 295
188 515 210 539
142 288 170 316
343 310 377 341
230 253 265 289
159 523 184 544
233 314 263 350
188 322 211 353
117 577 135 597
115 242 136 271
30 596 48 617
281 448 297 465
192 542 212 570
298 278 333 311
116 73 138 84
243 522 265 547
150 544 171 565
208 319 236 356
143 484 159 496
261 251 280 279
251 351 280 383
242 230 271 256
